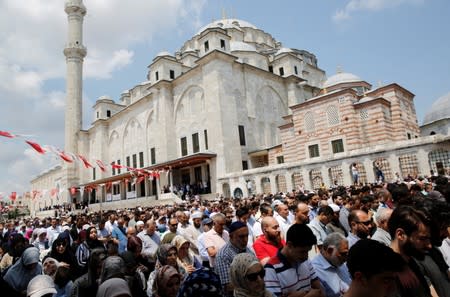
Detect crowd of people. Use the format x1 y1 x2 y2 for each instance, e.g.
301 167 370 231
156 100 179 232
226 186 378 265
0 174 449 297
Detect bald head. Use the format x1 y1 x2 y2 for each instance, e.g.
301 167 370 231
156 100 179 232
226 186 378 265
295 202 310 224
261 216 277 229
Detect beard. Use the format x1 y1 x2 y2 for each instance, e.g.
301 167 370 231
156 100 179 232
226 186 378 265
356 229 369 239
403 239 426 261
267 232 281 244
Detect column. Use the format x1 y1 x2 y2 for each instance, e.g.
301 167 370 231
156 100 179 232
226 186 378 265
363 157 376 183
320 165 329 188
302 168 313 191
388 153 401 181
341 161 352 186
285 171 293 193
269 174 277 194
254 175 263 194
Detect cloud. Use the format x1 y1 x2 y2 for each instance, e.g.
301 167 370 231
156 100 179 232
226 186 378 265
0 0 207 195
333 0 424 23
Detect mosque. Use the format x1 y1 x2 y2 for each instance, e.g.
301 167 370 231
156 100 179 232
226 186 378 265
30 0 450 212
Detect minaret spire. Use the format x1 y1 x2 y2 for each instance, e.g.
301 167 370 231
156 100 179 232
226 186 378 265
63 0 86 191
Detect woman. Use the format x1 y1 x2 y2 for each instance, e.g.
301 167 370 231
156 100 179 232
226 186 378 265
4 247 42 295
70 247 107 297
32 228 49 253
152 265 181 297
230 253 272 297
172 235 201 274
76 227 104 272
147 244 186 297
43 257 59 278
48 232 80 279
96 278 131 297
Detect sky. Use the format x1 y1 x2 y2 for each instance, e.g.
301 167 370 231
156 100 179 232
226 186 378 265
0 0 449 199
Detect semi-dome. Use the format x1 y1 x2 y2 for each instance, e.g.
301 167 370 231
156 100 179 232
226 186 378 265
196 18 258 35
230 41 256 52
323 72 362 89
423 92 450 125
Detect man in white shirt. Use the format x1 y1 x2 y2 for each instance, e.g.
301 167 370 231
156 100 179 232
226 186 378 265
275 203 292 241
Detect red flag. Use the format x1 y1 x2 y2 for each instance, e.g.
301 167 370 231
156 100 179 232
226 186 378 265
50 188 58 197
70 187 77 196
96 160 106 172
25 140 46 154
136 176 145 184
78 155 93 168
59 151 73 163
111 163 123 169
9 192 16 201
0 131 15 138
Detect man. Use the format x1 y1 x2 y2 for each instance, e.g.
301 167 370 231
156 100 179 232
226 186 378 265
104 213 117 235
264 223 324 297
275 203 292 241
346 210 371 248
311 233 351 297
126 226 136 238
344 239 405 297
294 202 310 225
253 203 274 238
197 217 214 267
253 216 285 265
191 211 203 234
160 217 179 244
46 218 61 246
135 221 145 233
111 217 127 254
204 213 229 268
308 206 334 248
177 211 199 254
308 194 320 222
389 205 433 297
137 219 160 266
370 208 392 246
326 204 347 236
215 221 253 297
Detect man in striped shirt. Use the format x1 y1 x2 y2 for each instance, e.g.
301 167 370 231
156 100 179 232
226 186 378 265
264 223 325 297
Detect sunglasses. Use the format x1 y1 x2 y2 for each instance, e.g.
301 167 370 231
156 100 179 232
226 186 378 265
246 269 265 281
357 220 372 226
56 242 67 247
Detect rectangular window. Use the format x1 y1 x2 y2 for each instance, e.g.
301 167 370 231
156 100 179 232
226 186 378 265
268 66 273 73
192 133 199 153
126 156 130 171
238 125 246 146
204 130 208 150
127 180 132 192
294 66 298 75
220 39 226 50
170 70 175 79
308 144 320 158
96 111 99 119
277 156 285 164
155 71 159 81
407 133 411 139
331 139 344 153
279 67 284 76
92 167 96 180
204 41 209 52
106 110 111 117
117 160 121 174
113 184 120 195
132 154 137 169
181 137 188 156
112 161 116 175
242 161 248 170
150 148 156 165
139 152 144 167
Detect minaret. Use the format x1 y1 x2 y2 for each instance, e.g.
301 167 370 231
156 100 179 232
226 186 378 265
63 0 86 192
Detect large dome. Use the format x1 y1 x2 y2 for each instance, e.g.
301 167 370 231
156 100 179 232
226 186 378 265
196 19 258 35
323 72 362 89
423 92 450 125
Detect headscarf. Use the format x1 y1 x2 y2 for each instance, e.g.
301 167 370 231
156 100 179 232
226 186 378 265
230 253 272 297
85 227 103 249
127 235 142 254
171 235 194 266
152 265 180 297
99 255 126 283
4 247 43 293
177 268 222 297
96 277 131 297
43 257 60 278
27 274 57 297
156 244 177 266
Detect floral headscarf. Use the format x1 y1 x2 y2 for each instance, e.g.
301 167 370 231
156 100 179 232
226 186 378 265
152 265 181 297
156 244 177 266
230 253 271 297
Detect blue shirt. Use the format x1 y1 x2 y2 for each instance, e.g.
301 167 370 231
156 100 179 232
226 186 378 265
111 226 127 254
311 253 351 297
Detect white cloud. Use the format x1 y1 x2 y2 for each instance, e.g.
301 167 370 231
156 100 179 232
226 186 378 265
333 0 424 23
0 0 207 195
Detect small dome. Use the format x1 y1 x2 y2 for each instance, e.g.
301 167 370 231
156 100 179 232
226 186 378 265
423 92 450 125
196 18 258 35
230 41 256 52
323 72 362 88
98 95 112 100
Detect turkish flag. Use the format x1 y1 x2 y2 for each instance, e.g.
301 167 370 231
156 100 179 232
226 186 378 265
26 140 46 154
70 187 77 196
9 192 16 201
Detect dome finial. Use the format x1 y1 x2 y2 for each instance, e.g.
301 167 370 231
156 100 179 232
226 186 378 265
336 65 343 74
221 7 227 19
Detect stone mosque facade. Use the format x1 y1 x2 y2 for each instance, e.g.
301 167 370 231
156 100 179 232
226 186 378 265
30 0 450 212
